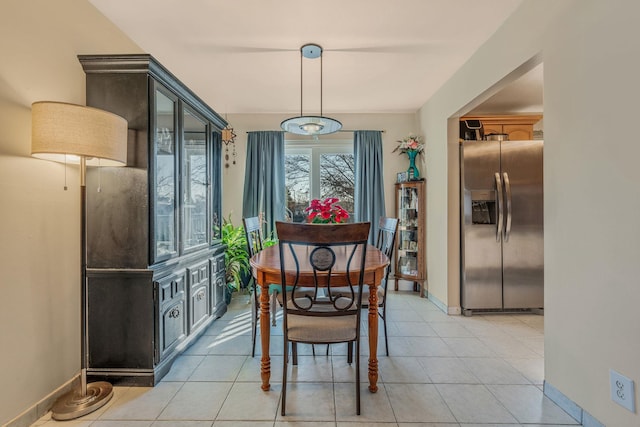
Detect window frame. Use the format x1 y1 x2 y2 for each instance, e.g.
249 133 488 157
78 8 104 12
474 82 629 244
285 139 354 200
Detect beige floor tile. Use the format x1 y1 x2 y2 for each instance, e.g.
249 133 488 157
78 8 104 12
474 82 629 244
334 382 395 423
157 382 233 420
478 335 540 358
275 382 335 421
429 322 474 338
215 422 274 427
98 383 181 420
153 422 213 427
91 422 154 426
385 383 456 423
162 355 205 382
418 357 479 384
397 424 459 427
35 419 94 427
287 355 334 383
441 337 496 357
189 355 246 382
206 333 253 355
217 382 282 420
393 321 438 337
32 293 583 427
237 354 284 383
406 336 455 357
486 384 580 424
435 384 518 424
504 357 545 385
275 422 336 427
378 356 431 383
461 357 531 384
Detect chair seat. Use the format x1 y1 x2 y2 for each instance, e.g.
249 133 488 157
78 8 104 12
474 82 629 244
287 317 358 344
286 297 358 343
331 286 384 306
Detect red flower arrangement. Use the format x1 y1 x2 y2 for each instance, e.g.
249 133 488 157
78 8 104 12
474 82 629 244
305 197 350 224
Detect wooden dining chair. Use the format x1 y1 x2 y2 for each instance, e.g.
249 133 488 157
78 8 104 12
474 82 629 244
244 216 310 357
276 221 370 416
362 216 398 356
244 216 265 358
243 216 281 357
331 217 398 356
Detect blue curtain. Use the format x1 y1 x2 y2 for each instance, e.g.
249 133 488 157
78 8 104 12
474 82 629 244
354 130 386 243
242 131 285 237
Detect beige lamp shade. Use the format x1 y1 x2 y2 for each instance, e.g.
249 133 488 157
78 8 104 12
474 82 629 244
31 101 128 166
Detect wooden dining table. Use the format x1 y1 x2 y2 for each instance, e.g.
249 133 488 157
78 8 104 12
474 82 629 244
250 243 389 393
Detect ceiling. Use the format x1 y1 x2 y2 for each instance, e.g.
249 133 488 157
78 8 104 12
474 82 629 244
89 0 540 116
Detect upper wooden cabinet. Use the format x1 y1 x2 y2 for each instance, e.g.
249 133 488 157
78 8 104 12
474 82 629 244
461 115 542 140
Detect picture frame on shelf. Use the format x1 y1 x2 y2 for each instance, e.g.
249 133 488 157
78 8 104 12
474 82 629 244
397 171 408 183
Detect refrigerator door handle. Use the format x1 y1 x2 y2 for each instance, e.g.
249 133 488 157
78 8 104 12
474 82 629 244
494 172 503 242
503 172 512 242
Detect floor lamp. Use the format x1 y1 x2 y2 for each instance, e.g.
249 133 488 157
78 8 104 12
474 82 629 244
31 101 128 420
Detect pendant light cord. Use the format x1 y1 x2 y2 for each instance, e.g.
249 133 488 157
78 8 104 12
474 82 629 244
320 53 323 116
300 47 303 117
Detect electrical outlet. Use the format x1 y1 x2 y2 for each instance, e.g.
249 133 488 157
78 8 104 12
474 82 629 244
610 369 636 413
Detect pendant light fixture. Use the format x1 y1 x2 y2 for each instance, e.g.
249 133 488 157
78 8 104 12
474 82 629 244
280 44 342 136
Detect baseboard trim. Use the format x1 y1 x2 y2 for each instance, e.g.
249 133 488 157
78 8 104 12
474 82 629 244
5 375 79 427
425 291 446 313
544 380 605 427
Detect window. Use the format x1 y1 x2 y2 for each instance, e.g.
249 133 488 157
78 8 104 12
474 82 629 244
285 141 354 222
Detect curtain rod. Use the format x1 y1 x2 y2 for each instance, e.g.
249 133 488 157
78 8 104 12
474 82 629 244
245 129 386 134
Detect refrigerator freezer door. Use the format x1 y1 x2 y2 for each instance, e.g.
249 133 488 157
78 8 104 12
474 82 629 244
460 140 503 310
501 140 544 309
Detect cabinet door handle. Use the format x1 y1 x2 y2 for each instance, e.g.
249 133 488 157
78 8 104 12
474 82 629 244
169 307 181 318
196 290 205 301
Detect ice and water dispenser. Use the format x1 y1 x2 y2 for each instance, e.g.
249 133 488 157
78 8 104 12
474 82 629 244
470 190 497 225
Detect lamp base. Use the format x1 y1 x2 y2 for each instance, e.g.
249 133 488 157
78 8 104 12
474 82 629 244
51 381 113 421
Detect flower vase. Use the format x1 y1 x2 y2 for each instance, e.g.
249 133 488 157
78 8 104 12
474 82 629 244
407 150 420 180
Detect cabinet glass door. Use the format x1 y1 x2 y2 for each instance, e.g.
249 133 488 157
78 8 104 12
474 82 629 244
154 87 178 261
397 186 419 277
182 107 209 250
210 130 222 241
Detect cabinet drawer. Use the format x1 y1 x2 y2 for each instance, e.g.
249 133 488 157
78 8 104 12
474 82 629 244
160 299 187 360
190 284 209 332
156 271 187 361
159 272 186 304
188 261 211 332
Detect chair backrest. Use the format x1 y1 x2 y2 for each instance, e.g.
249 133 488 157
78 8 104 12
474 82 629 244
243 216 263 258
376 217 398 290
275 221 371 316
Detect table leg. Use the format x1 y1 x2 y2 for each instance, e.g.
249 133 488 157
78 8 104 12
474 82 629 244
259 283 271 391
367 283 379 393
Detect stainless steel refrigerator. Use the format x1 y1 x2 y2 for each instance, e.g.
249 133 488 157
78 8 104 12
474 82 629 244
460 139 543 315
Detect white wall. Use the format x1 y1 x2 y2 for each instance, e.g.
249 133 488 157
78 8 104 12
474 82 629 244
0 1 141 424
221 113 419 223
419 0 640 424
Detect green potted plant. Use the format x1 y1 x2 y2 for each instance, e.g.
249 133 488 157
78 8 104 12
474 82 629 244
220 214 250 303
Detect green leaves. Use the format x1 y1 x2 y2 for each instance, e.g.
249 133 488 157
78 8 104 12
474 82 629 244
220 214 249 292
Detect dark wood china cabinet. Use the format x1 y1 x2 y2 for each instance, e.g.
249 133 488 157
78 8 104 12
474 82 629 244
79 54 226 385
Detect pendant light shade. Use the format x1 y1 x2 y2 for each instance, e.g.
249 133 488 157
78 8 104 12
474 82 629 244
280 44 342 136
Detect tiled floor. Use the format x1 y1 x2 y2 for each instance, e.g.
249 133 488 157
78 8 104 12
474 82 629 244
32 290 580 426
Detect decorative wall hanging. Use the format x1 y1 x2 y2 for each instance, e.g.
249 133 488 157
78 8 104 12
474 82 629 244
222 123 237 168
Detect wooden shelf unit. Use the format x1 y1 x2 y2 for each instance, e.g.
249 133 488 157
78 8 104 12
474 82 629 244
394 180 426 297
